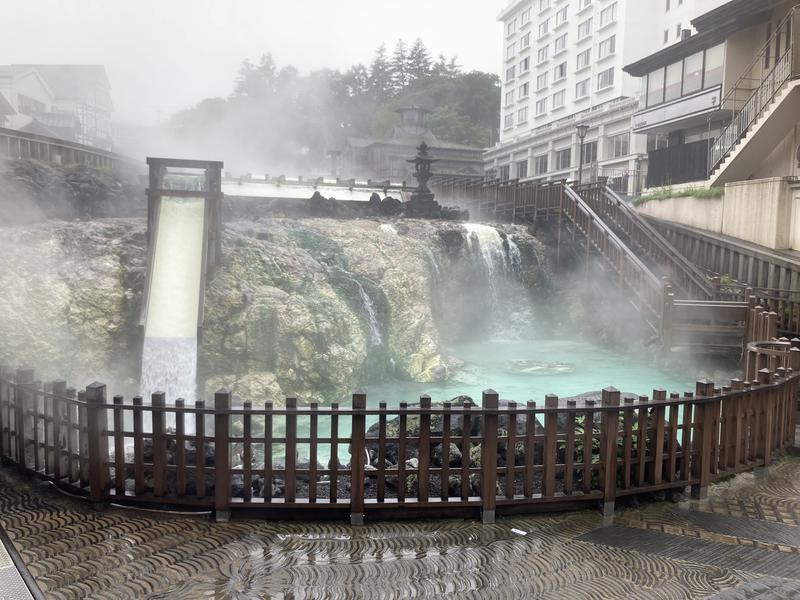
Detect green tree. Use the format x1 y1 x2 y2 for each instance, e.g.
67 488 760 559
391 39 409 92
407 38 432 84
369 44 393 102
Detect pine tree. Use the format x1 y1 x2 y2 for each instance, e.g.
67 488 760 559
391 39 409 92
407 38 432 84
368 44 393 102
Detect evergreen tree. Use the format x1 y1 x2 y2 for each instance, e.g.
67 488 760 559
368 44 392 102
407 38 432 84
391 39 409 91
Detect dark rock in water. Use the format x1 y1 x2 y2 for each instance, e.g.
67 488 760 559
432 443 462 468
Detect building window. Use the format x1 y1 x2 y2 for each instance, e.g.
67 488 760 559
704 43 724 87
521 7 532 25
646 67 665 106
582 140 598 163
556 148 572 170
664 30 669 44
520 57 531 73
665 0 670 10
537 46 549 64
504 114 514 128
505 91 514 106
535 98 548 115
507 44 516 60
664 61 682 102
683 51 704 95
597 67 614 90
580 0 592 9
555 6 568 26
598 35 616 59
519 82 530 99
600 3 617 27
506 66 516 81
537 72 549 90
517 159 529 179
507 19 517 36
675 24 681 39
521 32 531 49
576 49 591 70
499 165 511 180
609 133 629 158
578 18 593 39
647 133 669 151
554 62 567 81
553 89 566 108
518 107 529 122
576 78 590 98
539 19 550 39
534 154 548 175
539 0 551 12
554 33 567 54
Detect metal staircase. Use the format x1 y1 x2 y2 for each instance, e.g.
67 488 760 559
708 6 799 182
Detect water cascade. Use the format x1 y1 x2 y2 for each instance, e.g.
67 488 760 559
355 280 383 347
140 196 206 403
462 223 521 303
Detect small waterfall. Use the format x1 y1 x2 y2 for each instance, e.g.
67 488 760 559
508 238 522 274
463 223 521 283
423 247 441 280
379 224 398 235
355 281 383 347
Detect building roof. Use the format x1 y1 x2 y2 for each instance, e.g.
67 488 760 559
11 64 113 109
623 0 782 76
19 118 62 138
0 91 15 116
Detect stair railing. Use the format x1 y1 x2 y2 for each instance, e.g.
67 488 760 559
708 7 799 175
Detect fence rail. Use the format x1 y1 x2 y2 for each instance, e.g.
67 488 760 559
1 362 798 523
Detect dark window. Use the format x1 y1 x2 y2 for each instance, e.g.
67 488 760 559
517 160 528 179
582 140 597 163
499 165 510 180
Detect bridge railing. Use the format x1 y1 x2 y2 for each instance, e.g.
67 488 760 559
2 363 797 523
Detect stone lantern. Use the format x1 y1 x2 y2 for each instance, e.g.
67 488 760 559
407 141 438 203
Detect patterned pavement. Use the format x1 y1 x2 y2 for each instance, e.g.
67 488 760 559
2 457 800 599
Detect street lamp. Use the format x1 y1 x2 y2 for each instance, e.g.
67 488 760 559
576 123 590 184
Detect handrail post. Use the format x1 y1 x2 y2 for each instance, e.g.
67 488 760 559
758 369 775 466
481 389 499 524
14 368 35 472
214 388 231 523
350 392 366 526
151 391 167 497
85 382 110 509
691 380 716 500
543 394 559 497
600 387 620 522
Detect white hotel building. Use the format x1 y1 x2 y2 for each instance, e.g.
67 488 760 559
485 0 728 193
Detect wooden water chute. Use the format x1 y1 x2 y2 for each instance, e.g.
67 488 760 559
140 157 224 362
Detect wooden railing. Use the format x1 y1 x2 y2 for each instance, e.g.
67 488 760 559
578 185 714 300
745 338 800 383
2 363 797 523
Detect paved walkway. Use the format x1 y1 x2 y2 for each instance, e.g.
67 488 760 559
2 457 800 599
0 532 33 600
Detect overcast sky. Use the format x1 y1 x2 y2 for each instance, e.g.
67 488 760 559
2 0 507 125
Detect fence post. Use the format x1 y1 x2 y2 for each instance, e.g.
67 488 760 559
543 394 559 497
85 382 109 509
15 368 35 472
350 392 366 526
758 369 775 466
691 379 716 500
151 391 167 497
214 388 231 523
481 389 499 524
418 395 431 503
600 387 620 521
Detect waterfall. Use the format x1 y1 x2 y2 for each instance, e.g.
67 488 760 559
423 247 441 280
463 223 521 281
355 280 383 347
140 196 205 405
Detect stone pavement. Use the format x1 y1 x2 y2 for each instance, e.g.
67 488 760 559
0 533 33 600
2 457 800 599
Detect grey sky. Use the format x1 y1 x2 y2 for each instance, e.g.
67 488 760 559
3 0 507 124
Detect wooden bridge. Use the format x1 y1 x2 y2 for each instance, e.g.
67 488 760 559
431 177 786 352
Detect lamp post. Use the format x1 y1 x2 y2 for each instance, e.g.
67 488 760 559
576 123 590 184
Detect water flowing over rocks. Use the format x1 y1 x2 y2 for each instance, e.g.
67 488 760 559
0 214 550 403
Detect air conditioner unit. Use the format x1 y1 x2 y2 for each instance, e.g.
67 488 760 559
681 29 692 41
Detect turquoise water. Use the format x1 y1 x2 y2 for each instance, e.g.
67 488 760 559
362 338 693 406
271 337 694 466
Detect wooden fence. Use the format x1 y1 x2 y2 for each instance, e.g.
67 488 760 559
1 363 798 524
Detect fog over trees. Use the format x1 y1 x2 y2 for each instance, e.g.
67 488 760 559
166 39 500 173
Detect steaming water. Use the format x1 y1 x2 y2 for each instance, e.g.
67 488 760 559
140 196 205 404
379 224 398 235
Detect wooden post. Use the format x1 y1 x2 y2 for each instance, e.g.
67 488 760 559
14 368 34 471
214 389 231 522
691 380 715 500
543 394 559 498
85 382 110 508
151 391 167 497
481 389 499 524
285 397 297 503
758 369 775 465
350 392 366 525
52 380 67 481
600 387 620 520
417 395 431 503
